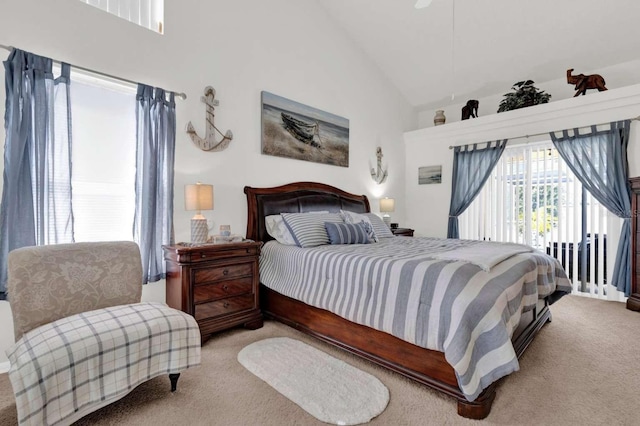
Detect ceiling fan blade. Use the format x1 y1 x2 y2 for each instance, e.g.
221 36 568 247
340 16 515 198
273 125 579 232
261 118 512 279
415 0 433 9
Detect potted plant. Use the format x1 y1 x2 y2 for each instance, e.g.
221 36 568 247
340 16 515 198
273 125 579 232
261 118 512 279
497 80 551 113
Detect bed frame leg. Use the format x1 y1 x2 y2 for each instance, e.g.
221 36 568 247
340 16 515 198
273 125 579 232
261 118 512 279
456 387 495 420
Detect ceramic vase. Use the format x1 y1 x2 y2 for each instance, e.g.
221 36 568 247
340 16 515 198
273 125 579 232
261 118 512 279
434 110 446 126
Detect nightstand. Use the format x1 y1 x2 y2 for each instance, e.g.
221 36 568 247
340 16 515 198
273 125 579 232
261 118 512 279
163 241 263 341
391 228 414 237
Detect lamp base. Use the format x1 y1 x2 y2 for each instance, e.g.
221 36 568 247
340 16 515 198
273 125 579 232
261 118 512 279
191 218 209 244
382 214 391 228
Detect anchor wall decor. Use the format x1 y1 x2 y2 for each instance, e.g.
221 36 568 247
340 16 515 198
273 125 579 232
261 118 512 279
186 86 233 151
370 146 388 184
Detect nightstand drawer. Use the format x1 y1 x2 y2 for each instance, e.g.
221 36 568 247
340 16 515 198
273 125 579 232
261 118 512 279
187 246 259 263
195 294 255 320
193 277 253 303
193 262 253 284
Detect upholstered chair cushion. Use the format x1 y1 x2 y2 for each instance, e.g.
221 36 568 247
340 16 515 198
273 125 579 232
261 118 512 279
7 241 142 341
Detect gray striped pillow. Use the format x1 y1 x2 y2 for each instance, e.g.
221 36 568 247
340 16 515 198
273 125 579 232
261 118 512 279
363 213 394 239
281 212 344 247
340 210 377 241
325 222 371 245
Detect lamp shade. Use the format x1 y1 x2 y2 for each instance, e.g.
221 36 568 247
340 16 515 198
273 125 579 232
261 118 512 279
185 183 214 212
380 197 395 213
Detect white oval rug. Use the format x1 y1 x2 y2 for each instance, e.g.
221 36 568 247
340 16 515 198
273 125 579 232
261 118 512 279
237 337 389 425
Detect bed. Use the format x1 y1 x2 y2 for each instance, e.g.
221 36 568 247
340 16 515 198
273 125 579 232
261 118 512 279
244 181 570 419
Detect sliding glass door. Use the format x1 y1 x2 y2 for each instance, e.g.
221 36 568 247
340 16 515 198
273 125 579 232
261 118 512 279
460 141 625 301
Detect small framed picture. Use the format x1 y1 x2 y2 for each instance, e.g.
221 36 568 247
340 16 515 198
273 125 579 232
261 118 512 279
418 165 442 184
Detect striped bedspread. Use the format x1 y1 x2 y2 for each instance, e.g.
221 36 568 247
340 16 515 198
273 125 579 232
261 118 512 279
259 237 571 401
6 302 201 426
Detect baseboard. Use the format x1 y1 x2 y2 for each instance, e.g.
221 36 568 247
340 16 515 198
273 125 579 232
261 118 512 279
0 361 10 374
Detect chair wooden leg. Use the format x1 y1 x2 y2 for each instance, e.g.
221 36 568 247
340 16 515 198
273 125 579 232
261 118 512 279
169 373 180 392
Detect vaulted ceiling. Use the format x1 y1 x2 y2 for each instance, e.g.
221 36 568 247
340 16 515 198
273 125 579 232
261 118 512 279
318 0 640 111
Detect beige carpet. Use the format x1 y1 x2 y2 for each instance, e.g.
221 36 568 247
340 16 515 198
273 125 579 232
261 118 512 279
0 295 638 425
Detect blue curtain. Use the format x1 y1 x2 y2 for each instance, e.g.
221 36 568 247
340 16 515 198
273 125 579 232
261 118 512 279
0 49 74 297
134 84 176 283
447 140 507 238
551 121 632 296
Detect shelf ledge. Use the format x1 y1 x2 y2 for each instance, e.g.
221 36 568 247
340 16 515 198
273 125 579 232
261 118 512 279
404 83 640 145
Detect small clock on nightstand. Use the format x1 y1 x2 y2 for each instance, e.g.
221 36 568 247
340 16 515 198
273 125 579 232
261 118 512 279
391 227 414 237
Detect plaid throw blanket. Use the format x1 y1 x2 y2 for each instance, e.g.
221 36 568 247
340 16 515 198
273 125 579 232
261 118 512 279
6 302 201 426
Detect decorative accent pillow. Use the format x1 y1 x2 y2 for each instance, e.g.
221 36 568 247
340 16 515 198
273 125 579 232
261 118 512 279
340 210 381 242
324 222 371 245
363 213 394 239
265 215 297 245
281 212 344 247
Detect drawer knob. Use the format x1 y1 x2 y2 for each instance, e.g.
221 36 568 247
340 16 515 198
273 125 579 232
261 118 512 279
223 284 229 291
223 269 229 276
246 249 250 253
223 302 229 308
201 254 206 258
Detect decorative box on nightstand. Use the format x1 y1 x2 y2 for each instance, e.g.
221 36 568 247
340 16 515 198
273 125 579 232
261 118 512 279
391 228 414 237
162 240 263 341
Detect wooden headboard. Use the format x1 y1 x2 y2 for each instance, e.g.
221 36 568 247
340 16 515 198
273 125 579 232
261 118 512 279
244 182 370 243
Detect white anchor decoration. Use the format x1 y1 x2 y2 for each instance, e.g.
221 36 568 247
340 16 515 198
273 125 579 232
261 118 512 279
370 146 388 184
186 86 233 152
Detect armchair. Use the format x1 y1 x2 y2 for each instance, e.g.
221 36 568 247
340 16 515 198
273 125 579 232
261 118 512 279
5 241 201 425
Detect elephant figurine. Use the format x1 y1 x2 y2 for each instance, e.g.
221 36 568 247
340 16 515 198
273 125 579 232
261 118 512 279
461 99 479 120
566 68 607 97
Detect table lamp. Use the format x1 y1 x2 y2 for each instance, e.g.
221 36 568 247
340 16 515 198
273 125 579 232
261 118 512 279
380 197 395 228
185 183 214 244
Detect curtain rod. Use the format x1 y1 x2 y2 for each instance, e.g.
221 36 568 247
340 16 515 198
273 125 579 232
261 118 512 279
448 116 640 149
0 44 187 100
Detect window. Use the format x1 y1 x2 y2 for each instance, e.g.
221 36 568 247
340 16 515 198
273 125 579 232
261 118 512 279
70 71 137 242
79 0 164 33
460 141 624 301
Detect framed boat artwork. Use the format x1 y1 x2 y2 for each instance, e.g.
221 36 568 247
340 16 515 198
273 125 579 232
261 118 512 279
261 91 349 167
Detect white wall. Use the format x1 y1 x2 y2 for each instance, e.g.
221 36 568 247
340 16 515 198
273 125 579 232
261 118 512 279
405 85 640 238
0 0 416 365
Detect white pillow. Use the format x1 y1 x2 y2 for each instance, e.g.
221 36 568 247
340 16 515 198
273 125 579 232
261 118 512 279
265 211 329 245
265 215 297 245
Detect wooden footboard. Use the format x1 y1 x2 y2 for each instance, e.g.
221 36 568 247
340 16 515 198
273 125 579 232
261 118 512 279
260 284 551 420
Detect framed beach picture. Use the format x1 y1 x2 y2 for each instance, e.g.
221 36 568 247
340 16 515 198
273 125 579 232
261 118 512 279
418 165 442 184
261 91 349 167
